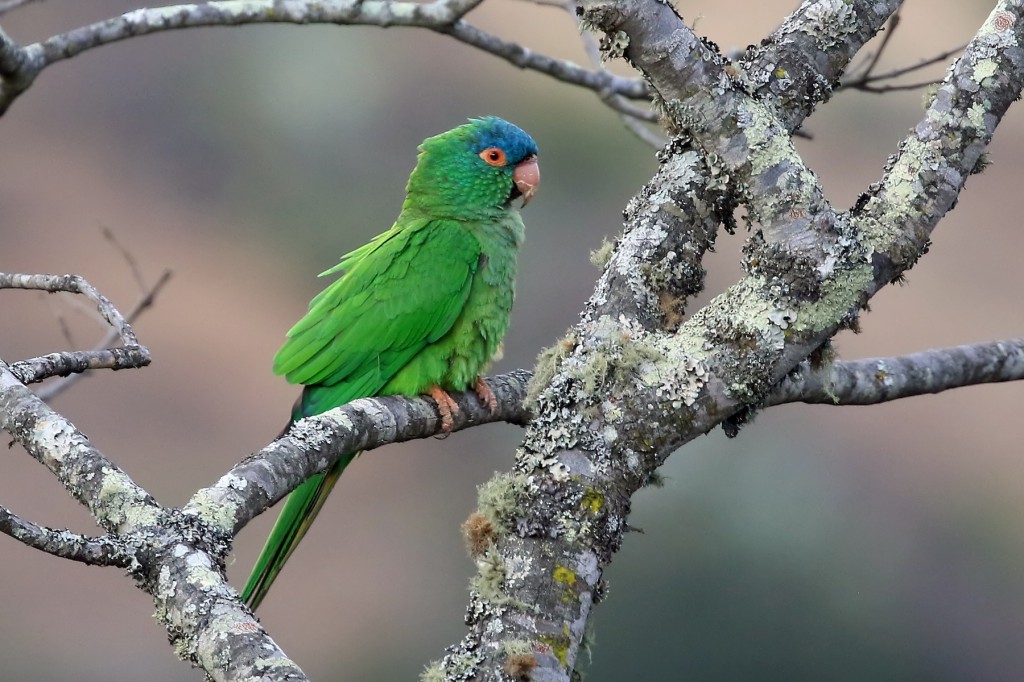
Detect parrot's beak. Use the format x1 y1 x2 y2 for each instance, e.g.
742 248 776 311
513 155 540 206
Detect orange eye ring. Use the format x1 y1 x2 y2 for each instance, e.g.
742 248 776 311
479 147 507 167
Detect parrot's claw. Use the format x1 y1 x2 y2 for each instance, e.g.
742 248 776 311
474 377 498 413
429 386 459 433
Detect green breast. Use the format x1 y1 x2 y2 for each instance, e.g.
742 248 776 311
381 212 523 396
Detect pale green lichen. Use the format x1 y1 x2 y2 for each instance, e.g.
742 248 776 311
565 315 665 399
590 238 615 269
477 472 529 532
470 548 507 603
967 102 989 131
186 481 243 532
527 332 578 408
737 100 798 177
183 550 221 588
501 639 535 658
801 0 857 42
254 656 302 673
97 469 160 529
973 58 999 82
790 264 874 333
601 29 630 61
419 661 445 682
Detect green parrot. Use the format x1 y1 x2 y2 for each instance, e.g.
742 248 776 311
241 117 540 610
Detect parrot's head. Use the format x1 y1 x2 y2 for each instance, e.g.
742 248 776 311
405 116 540 220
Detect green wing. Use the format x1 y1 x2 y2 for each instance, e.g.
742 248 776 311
241 217 482 609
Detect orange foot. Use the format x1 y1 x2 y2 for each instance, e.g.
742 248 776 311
429 385 459 433
474 376 498 413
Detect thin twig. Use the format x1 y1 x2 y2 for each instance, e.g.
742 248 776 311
855 79 944 94
0 273 140 346
846 9 902 82
8 346 152 386
35 268 172 400
577 22 666 147
842 19 967 95
102 226 148 292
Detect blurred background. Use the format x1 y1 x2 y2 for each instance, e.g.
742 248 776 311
2 0 1023 679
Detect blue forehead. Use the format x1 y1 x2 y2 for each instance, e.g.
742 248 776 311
467 116 538 163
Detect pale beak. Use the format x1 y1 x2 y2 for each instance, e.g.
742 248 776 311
513 155 540 206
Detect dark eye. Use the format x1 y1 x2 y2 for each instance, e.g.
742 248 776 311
479 147 507 167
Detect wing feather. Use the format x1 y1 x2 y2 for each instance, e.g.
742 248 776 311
273 218 481 403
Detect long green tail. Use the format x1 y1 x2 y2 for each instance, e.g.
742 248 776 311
241 451 358 610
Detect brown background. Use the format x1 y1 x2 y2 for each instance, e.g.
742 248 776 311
2 1 1022 680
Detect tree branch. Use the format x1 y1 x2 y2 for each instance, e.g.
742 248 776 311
0 272 141 347
0 505 136 568
185 370 532 534
0 0 650 115
588 0 904 330
0 359 159 532
0 0 42 15
768 339 1024 407
34 268 172 400
7 346 151 385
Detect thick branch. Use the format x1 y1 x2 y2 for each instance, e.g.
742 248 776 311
0 359 308 681
0 359 160 533
743 0 903 130
0 505 135 567
185 370 532 534
438 2 1024 680
589 0 901 328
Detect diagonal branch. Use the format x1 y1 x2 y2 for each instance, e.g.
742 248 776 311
0 272 141 346
0 505 136 567
0 359 160 533
185 370 532 534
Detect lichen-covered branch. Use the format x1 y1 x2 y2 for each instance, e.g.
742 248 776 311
434 1 1024 680
0 0 649 115
743 0 903 130
588 0 901 329
2 325 529 680
186 370 531 535
768 339 1024 407
8 347 152 386
0 359 159 532
0 505 135 567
